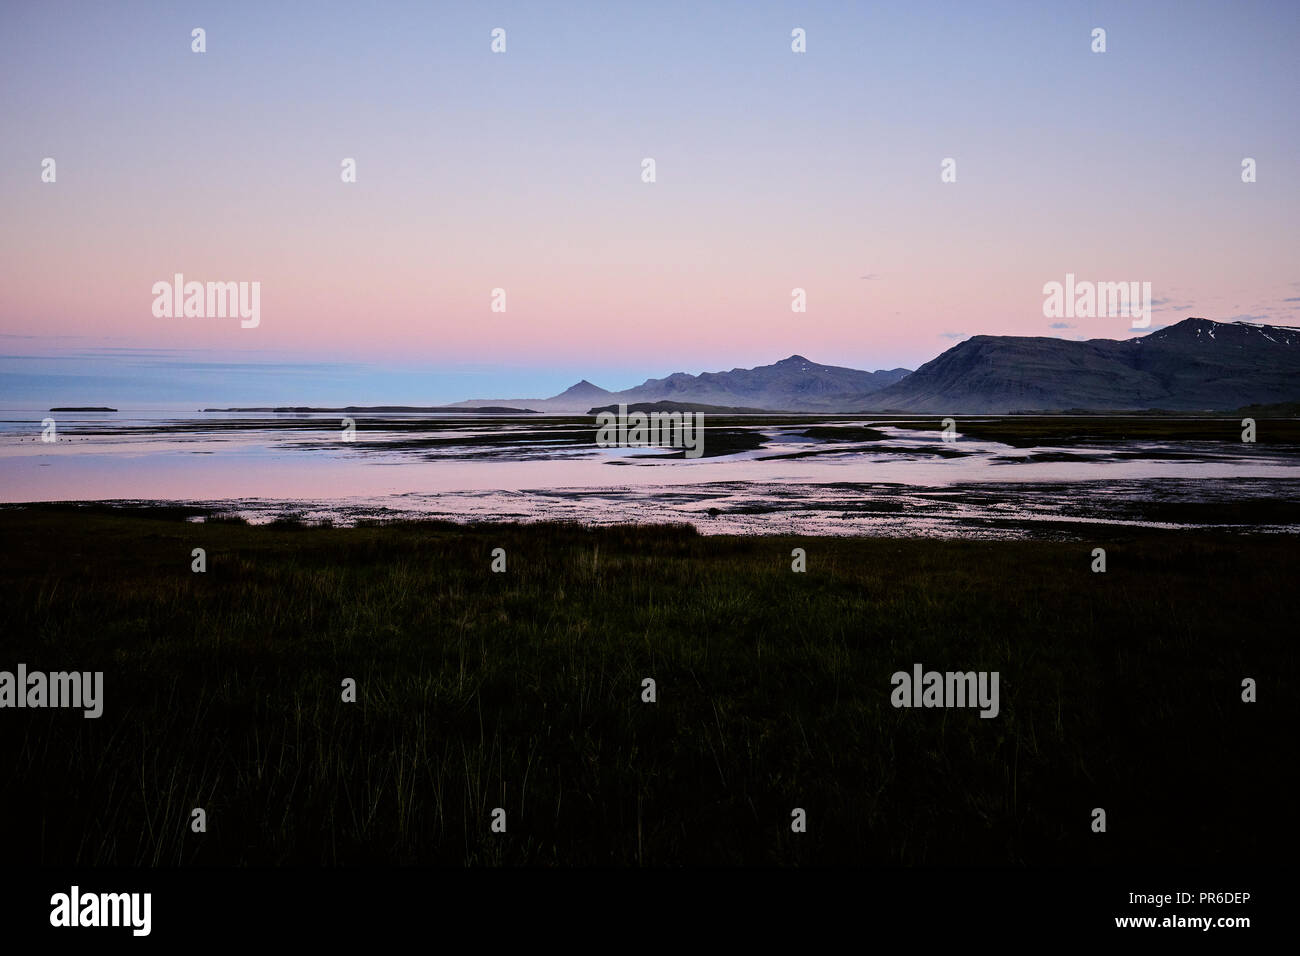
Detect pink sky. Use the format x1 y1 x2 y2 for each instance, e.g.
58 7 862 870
2 1 1298 391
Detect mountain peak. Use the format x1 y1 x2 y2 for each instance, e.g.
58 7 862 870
775 354 813 366
549 379 611 400
1143 316 1300 347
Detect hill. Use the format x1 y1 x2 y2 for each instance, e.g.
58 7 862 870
866 318 1300 412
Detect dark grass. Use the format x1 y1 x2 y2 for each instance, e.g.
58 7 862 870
624 426 767 458
0 508 1294 866
761 444 971 461
800 425 890 442
903 415 1300 447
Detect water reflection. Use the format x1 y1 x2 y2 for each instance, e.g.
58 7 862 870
3 410 1297 538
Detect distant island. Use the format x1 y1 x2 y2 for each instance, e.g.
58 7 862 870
202 405 537 414
50 406 116 412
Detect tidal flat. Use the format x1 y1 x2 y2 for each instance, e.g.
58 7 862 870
3 412 1299 537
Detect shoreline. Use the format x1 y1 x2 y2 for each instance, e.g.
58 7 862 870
5 474 1299 539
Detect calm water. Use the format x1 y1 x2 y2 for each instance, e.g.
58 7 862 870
3 409 1298 537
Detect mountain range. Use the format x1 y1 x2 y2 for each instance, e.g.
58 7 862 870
456 318 1300 414
453 357 910 412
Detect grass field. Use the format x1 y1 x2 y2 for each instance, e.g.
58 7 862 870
0 506 1293 865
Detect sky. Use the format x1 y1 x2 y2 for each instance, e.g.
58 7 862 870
1 0 1298 406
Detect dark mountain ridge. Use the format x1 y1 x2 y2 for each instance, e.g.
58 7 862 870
612 355 909 411
866 318 1300 412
